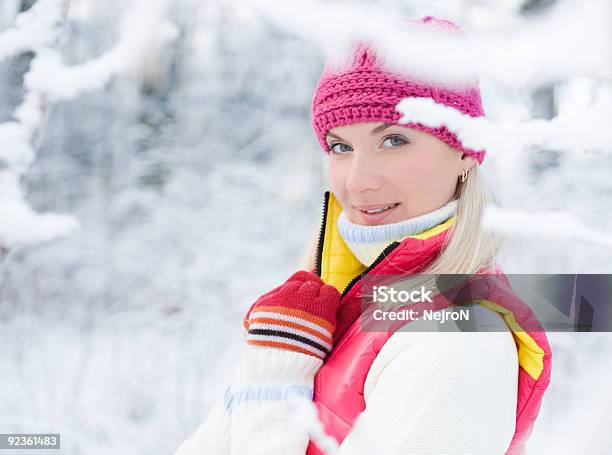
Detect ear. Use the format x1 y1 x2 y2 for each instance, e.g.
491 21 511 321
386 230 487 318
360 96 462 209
459 154 477 175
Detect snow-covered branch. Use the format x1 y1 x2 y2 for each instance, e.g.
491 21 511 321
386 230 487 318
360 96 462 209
0 0 66 62
396 93 612 155
22 1 178 102
0 170 79 247
0 0 177 252
288 396 381 455
238 0 611 89
0 0 76 253
288 396 340 455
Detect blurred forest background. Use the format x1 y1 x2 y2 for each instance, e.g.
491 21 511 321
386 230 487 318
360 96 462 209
0 0 611 453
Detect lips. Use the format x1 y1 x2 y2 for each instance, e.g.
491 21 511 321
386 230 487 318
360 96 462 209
355 202 400 215
351 202 401 225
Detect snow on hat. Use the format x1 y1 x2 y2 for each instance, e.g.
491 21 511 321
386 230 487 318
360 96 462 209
311 15 487 164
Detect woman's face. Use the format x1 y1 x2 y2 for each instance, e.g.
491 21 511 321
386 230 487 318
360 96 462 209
326 121 476 226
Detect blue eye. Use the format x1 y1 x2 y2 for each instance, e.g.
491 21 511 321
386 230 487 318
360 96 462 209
329 143 352 154
382 135 409 148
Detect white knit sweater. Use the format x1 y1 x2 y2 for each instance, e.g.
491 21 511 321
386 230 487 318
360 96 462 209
173 305 518 455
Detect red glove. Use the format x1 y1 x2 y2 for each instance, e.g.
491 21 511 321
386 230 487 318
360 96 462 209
243 271 342 360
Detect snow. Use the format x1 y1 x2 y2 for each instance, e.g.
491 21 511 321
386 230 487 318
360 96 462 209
396 91 612 155
483 205 612 250
0 0 78 250
0 0 65 62
22 1 178 102
0 0 176 251
0 170 79 247
0 122 33 172
239 0 612 89
289 396 340 455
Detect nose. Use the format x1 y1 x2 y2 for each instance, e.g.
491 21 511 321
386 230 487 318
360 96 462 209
345 151 382 194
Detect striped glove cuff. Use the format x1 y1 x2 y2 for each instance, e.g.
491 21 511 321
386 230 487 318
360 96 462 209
246 305 334 360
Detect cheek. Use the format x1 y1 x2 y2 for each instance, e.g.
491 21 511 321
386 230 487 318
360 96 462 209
327 160 348 203
386 151 457 200
410 157 449 183
327 160 342 190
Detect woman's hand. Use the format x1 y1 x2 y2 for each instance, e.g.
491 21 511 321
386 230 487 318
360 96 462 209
242 271 342 360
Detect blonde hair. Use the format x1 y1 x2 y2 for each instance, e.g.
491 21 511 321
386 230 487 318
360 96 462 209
423 165 500 274
298 165 500 275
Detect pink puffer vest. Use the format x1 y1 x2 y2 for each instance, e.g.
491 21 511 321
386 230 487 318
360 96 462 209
305 191 552 455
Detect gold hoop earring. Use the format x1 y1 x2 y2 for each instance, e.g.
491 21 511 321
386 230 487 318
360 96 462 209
459 169 468 183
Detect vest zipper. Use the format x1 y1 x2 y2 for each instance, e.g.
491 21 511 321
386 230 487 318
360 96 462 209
340 241 401 297
314 191 330 277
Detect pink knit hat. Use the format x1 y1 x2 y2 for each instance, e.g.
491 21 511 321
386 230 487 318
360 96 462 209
311 16 487 164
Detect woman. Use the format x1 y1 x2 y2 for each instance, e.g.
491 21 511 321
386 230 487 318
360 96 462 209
174 16 552 455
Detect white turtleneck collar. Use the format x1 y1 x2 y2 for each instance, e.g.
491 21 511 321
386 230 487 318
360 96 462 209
337 199 458 266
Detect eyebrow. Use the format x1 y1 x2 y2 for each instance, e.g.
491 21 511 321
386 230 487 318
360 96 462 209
326 122 394 142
